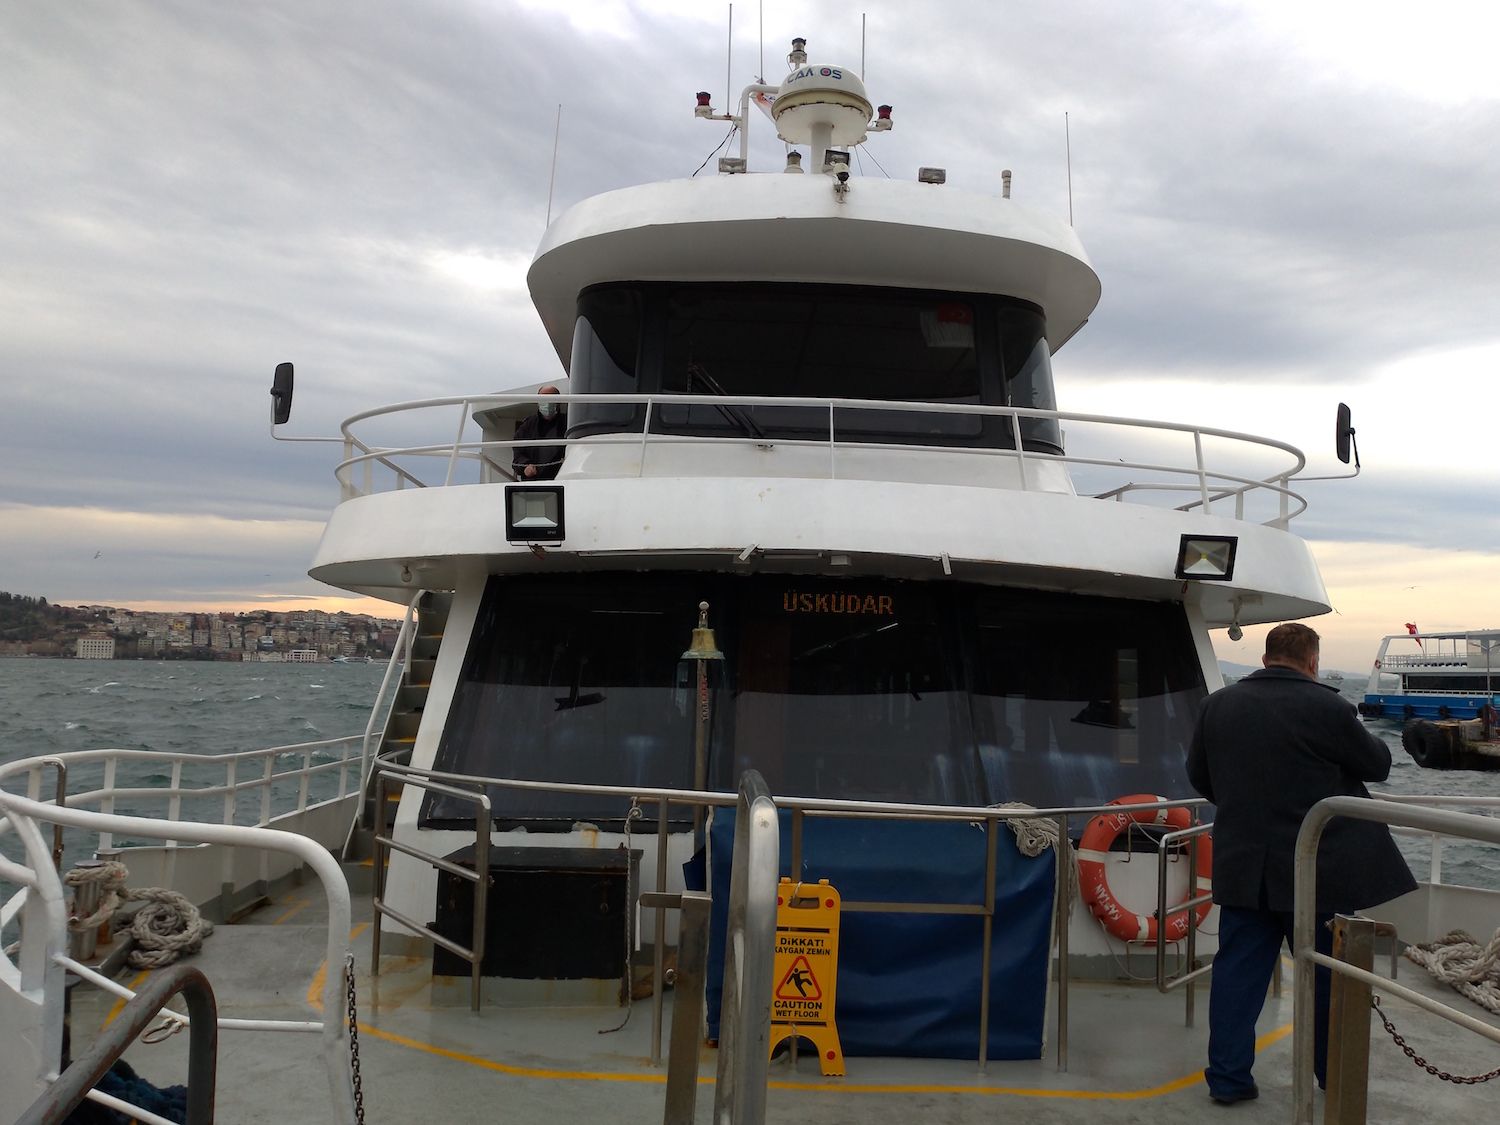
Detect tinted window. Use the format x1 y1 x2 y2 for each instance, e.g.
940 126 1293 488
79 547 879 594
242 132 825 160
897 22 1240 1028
719 580 979 804
425 575 704 825
569 287 643 431
658 286 984 442
967 590 1203 808
997 305 1061 453
423 575 1207 827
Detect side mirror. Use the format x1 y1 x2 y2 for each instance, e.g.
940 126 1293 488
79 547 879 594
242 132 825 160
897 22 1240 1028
1335 402 1355 465
271 362 294 425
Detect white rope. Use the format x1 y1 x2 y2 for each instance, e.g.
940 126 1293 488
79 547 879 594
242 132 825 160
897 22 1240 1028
990 802 1059 858
126 888 214 969
63 861 214 970
1405 928 1500 1015
988 802 1079 912
63 861 129 931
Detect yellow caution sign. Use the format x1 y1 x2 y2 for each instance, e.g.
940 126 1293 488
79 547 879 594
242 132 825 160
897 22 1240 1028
769 877 844 1076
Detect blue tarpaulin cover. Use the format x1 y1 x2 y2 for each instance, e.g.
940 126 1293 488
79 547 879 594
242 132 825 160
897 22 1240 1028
702 809 1056 1060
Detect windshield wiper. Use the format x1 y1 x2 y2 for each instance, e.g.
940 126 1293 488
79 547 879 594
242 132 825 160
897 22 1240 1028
686 364 766 440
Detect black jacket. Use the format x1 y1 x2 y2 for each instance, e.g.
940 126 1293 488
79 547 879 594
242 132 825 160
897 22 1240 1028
512 410 567 480
1187 665 1416 913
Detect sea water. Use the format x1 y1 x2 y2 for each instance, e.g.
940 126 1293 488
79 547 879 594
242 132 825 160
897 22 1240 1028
0 660 391 871
1 660 1496 888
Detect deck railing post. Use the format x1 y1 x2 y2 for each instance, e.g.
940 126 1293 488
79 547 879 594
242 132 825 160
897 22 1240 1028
471 791 490 1012
341 438 354 501
98 756 116 853
444 401 471 487
663 891 712 1125
1055 812 1069 1071
1194 430 1211 514
1011 411 1028 490
371 769 386 976
828 402 836 479
639 399 654 478
37 758 67 871
712 771 778 1125
1185 829 1199 1027
978 815 997 1073
1324 914 1376 1125
651 795 671 1065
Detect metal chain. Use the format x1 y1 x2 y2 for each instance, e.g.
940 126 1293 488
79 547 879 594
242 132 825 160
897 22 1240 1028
1372 996 1500 1084
345 952 367 1123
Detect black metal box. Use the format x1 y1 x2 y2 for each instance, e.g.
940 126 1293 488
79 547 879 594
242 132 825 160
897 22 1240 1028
430 845 641 986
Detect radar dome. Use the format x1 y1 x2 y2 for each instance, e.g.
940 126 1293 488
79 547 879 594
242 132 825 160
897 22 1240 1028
772 64 873 149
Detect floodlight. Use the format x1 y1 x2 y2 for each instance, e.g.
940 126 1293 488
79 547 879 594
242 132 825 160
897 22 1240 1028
1175 535 1238 581
505 486 565 544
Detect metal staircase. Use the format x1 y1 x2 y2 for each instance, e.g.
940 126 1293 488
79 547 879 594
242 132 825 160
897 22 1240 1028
344 591 451 860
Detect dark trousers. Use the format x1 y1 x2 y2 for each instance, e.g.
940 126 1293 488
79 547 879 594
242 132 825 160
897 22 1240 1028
1206 906 1331 1096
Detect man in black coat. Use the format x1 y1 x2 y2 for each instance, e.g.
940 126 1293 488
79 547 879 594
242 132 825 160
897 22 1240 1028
512 385 567 481
1188 622 1415 1104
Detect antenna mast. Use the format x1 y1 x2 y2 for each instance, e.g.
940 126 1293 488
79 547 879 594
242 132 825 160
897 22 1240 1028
1065 111 1074 226
726 4 733 110
862 13 866 81
545 104 561 227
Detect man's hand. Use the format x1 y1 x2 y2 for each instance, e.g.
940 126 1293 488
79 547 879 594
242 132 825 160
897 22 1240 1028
524 464 537 478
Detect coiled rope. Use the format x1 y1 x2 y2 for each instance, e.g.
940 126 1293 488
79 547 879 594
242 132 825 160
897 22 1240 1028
1405 927 1500 1015
988 802 1080 918
63 861 214 970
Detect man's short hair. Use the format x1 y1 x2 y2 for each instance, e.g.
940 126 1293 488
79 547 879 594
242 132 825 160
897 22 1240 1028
1265 622 1319 666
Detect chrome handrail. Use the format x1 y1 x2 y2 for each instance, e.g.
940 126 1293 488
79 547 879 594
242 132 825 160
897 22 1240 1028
712 771 779 1125
18 963 218 1125
377 759 1212 1073
1154 820 1214 1022
329 390 1310 526
663 890 713 1125
343 591 421 856
369 765 490 1012
1292 797 1500 1124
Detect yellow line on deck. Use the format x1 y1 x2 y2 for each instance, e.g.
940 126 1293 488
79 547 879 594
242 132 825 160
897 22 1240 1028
304 929 1296 1099
273 896 311 925
102 970 150 1029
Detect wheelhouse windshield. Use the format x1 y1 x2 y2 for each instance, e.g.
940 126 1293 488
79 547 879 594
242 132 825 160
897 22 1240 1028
566 283 1064 453
422 574 1206 828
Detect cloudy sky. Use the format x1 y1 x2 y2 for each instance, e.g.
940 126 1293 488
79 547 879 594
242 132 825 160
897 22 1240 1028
1 0 1497 669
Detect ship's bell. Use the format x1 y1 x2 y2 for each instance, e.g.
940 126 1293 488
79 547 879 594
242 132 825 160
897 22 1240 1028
681 601 724 661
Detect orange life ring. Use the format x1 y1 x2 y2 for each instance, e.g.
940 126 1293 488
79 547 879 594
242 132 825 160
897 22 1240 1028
1077 793 1212 945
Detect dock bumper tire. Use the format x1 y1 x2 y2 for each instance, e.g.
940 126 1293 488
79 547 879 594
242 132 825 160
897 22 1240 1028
1402 720 1452 769
1358 702 1383 717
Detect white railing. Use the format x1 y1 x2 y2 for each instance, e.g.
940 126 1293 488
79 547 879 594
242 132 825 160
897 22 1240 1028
0 789 358 1124
1378 795 1500 887
1293 798 1500 1124
330 392 1310 527
0 736 367 852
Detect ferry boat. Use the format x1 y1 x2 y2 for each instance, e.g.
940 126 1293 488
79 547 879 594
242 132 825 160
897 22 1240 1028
5 36 1499 1125
1359 629 1500 721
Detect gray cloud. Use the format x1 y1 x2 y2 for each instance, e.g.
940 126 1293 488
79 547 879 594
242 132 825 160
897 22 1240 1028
1 0 1496 603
